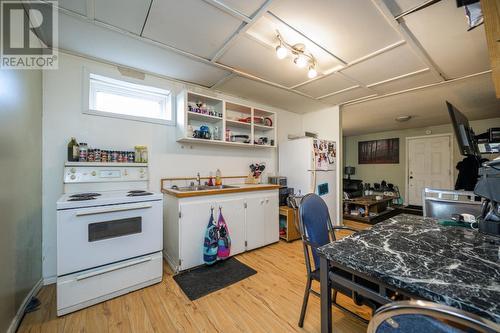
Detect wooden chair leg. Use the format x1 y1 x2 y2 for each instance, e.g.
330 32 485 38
298 277 312 327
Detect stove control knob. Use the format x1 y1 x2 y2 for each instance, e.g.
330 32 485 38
91 171 96 176
70 175 76 180
70 168 76 173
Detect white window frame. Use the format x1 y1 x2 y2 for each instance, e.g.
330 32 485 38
82 68 175 125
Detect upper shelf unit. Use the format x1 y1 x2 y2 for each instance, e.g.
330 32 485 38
176 90 277 148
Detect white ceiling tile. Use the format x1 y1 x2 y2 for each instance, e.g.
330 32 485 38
58 0 86 15
217 76 328 113
246 14 344 73
218 35 314 87
342 74 500 136
296 73 358 98
219 0 266 17
369 70 441 94
340 44 428 85
269 0 402 63
57 12 230 86
142 0 242 58
320 87 376 105
403 0 490 78
383 0 428 16
94 0 151 34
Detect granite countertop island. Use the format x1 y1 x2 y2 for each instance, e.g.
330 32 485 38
318 214 500 323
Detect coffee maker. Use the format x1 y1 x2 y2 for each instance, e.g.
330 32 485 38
474 159 500 236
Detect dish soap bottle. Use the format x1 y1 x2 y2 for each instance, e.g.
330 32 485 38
207 172 214 186
67 137 79 162
215 169 222 186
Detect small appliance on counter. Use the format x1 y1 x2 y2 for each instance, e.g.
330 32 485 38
56 163 163 316
474 159 500 236
268 176 287 187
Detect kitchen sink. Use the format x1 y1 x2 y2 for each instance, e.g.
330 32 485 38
172 185 239 192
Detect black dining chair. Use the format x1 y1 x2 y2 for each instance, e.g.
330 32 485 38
297 193 368 327
367 300 500 333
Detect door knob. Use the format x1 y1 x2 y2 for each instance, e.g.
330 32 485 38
409 176 414 179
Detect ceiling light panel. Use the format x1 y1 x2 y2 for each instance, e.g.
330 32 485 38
94 0 151 34
320 87 376 105
246 14 344 73
369 70 441 94
340 44 428 86
218 0 267 17
296 73 358 98
268 0 402 63
216 76 328 113
57 12 231 87
218 35 315 87
142 0 242 59
342 75 500 136
57 0 87 16
403 0 490 78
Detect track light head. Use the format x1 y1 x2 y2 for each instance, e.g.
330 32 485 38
275 45 287 59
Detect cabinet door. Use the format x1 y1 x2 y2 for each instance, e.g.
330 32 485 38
179 200 215 270
245 196 267 250
215 197 246 256
264 193 280 245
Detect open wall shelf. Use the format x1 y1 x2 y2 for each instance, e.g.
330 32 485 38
176 90 277 148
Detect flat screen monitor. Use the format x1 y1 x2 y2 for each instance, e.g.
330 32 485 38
446 101 479 157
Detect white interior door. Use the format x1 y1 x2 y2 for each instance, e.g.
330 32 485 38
407 135 452 206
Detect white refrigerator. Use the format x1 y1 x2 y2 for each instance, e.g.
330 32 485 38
279 137 337 222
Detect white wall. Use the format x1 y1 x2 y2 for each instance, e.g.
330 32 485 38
42 53 303 280
302 106 343 224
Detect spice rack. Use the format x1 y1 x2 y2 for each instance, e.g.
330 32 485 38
65 162 148 167
176 90 277 148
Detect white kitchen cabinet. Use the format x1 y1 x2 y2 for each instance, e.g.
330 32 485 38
163 190 279 272
245 192 279 250
264 194 279 245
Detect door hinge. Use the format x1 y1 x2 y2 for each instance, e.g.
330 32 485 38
244 202 247 209
245 241 247 247
178 259 182 266
179 211 182 218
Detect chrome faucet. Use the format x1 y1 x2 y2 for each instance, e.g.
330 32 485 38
196 172 201 186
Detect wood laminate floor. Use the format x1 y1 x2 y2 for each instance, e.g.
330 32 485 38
18 220 371 333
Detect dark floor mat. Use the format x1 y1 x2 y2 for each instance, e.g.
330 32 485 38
173 258 257 301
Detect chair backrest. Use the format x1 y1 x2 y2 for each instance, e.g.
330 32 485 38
367 300 500 333
298 193 333 270
422 188 482 219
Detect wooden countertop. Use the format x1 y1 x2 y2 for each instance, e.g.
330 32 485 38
162 183 281 198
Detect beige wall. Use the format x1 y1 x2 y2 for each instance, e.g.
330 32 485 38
0 68 43 332
343 117 500 202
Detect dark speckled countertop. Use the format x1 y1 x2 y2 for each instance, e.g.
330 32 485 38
318 214 500 323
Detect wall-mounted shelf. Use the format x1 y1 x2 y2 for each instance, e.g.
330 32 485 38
176 90 277 149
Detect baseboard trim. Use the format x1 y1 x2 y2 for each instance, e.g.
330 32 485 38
7 278 43 333
43 276 57 285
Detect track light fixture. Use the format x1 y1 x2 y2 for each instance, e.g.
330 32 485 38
275 31 318 79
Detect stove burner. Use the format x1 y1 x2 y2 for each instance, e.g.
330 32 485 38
70 193 102 198
68 197 96 201
127 192 153 197
128 190 147 194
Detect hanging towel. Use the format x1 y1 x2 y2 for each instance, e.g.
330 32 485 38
217 207 231 260
203 208 218 265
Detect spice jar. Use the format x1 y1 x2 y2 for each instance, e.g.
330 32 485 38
88 149 95 162
101 150 108 163
78 143 88 162
134 146 148 163
111 151 118 163
94 149 101 162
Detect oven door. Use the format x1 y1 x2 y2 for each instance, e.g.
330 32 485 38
57 200 162 276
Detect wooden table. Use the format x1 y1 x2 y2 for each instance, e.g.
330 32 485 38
343 195 398 224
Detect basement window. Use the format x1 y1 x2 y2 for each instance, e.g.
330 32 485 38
87 73 173 125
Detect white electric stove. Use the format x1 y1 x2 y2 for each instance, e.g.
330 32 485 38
56 163 163 316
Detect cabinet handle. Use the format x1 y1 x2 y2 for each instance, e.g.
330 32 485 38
265 199 269 204
260 200 264 205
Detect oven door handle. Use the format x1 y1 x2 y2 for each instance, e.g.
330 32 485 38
75 256 153 281
75 203 153 216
